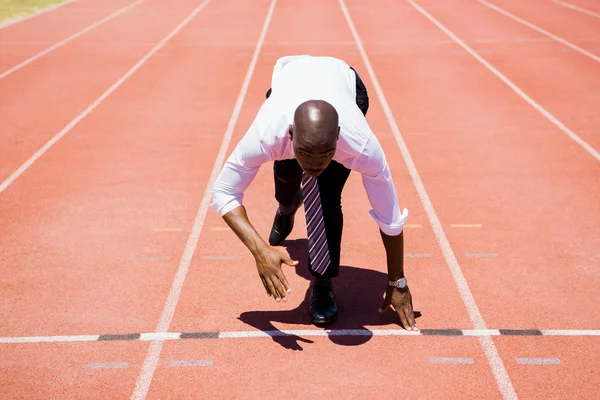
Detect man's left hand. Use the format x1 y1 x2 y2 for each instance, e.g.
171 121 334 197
379 285 418 331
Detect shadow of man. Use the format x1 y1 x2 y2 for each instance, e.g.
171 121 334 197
238 238 421 351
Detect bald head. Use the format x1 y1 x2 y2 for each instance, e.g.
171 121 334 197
289 100 340 177
293 100 339 146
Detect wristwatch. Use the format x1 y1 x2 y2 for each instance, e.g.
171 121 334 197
388 277 407 289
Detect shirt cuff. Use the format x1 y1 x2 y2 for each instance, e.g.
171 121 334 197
369 207 409 236
209 197 243 217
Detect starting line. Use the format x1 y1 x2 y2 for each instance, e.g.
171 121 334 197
1 329 599 344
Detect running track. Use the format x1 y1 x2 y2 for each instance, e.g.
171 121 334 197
1 0 598 398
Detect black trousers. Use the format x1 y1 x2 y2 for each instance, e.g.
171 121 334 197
267 67 369 278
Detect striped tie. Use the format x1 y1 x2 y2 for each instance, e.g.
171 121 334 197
301 173 330 275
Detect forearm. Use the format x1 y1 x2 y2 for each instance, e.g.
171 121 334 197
379 230 405 280
222 205 268 257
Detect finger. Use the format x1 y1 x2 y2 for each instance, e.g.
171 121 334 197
276 270 292 293
403 305 417 330
260 277 270 295
397 307 411 331
281 254 299 267
405 301 418 329
264 277 279 301
378 288 393 313
271 276 288 301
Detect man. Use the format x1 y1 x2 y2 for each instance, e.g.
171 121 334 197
210 55 417 330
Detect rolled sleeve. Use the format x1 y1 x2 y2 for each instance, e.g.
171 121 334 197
355 137 408 236
209 120 269 216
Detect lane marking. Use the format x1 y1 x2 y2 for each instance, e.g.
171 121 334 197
500 329 542 336
476 0 600 64
0 334 100 343
462 329 501 336
516 358 560 365
422 329 464 336
0 0 211 196
451 224 482 228
1 329 600 344
98 333 141 341
139 332 180 341
430 357 475 364
551 0 600 19
465 253 498 258
0 0 145 79
542 330 600 336
138 257 171 262
0 0 78 29
405 253 432 258
85 362 129 369
180 332 220 339
131 1 278 399
170 360 213 367
407 0 599 162
340 1 517 398
202 255 235 260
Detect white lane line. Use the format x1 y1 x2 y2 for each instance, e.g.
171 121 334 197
406 0 599 163
430 357 475 364
551 0 600 19
516 358 560 365
138 256 172 262
339 1 517 399
0 0 210 196
0 334 100 343
541 330 600 336
0 0 145 79
130 0 278 399
476 0 600 64
170 360 213 367
138 332 181 341
462 329 501 336
86 362 129 369
0 0 78 29
1 329 600 344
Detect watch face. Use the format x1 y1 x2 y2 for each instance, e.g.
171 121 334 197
389 278 406 288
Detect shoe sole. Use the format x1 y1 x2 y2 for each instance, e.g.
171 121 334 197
310 311 338 325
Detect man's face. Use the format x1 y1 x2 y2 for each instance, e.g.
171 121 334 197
289 125 339 178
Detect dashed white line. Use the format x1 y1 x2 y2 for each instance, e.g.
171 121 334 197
1 329 599 344
516 358 560 365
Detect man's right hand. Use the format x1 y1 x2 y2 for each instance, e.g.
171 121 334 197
253 245 298 302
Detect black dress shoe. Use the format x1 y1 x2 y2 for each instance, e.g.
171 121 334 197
310 278 338 325
268 190 302 246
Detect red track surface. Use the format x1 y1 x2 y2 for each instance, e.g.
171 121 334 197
1 0 598 398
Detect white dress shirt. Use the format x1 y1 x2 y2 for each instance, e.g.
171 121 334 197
210 55 409 236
